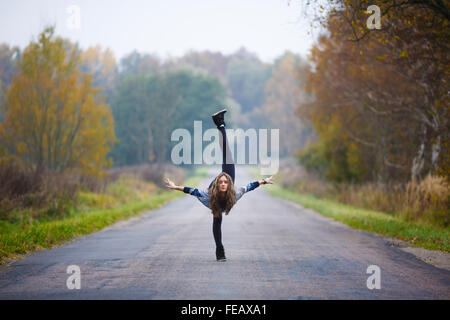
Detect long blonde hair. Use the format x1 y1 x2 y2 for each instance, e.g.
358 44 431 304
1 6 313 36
208 172 236 217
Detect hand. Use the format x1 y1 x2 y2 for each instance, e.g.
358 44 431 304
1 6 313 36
165 178 177 189
262 175 274 185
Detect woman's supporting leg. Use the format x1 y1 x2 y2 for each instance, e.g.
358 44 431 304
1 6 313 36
213 214 226 260
213 215 223 249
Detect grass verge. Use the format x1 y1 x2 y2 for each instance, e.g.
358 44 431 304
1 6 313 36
248 167 449 252
0 167 208 264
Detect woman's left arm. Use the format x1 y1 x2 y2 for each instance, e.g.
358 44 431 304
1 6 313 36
257 175 274 186
235 175 275 202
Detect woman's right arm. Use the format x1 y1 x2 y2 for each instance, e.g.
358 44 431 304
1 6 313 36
165 178 185 192
166 178 210 209
165 178 203 196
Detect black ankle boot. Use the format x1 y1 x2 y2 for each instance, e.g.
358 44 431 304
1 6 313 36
216 245 226 262
212 109 227 128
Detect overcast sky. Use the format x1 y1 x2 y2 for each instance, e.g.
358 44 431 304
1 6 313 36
0 0 319 63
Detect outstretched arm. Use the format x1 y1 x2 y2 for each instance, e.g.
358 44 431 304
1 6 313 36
166 177 210 209
165 178 203 197
165 178 184 192
257 175 274 186
235 175 275 202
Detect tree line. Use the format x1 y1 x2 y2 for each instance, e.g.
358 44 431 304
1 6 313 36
2 1 444 188
0 26 311 178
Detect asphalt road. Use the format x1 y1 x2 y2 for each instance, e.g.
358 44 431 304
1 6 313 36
0 167 449 299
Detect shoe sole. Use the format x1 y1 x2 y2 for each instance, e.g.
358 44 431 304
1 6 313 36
217 259 227 262
212 109 227 117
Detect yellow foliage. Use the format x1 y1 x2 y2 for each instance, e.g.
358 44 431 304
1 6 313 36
0 27 118 176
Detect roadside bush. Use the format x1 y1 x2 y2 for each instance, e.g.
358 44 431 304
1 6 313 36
276 159 450 227
403 175 449 226
0 162 79 221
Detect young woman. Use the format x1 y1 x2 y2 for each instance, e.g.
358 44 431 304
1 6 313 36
165 109 274 262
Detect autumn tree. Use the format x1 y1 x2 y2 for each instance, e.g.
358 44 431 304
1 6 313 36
79 45 118 104
296 1 449 182
253 52 313 158
332 0 449 180
0 27 117 176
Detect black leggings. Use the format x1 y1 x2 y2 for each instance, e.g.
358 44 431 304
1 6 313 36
210 125 234 249
213 216 223 249
209 125 235 187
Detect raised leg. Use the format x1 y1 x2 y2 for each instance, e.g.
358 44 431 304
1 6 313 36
210 111 231 260
218 126 235 183
208 125 235 189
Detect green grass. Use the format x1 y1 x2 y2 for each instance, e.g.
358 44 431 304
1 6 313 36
0 167 208 264
248 168 449 252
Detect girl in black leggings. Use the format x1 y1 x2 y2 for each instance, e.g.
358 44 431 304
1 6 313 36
165 109 274 261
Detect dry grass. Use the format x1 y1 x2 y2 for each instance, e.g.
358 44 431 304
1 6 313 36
276 159 450 227
403 175 449 224
0 162 187 222
0 162 78 220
